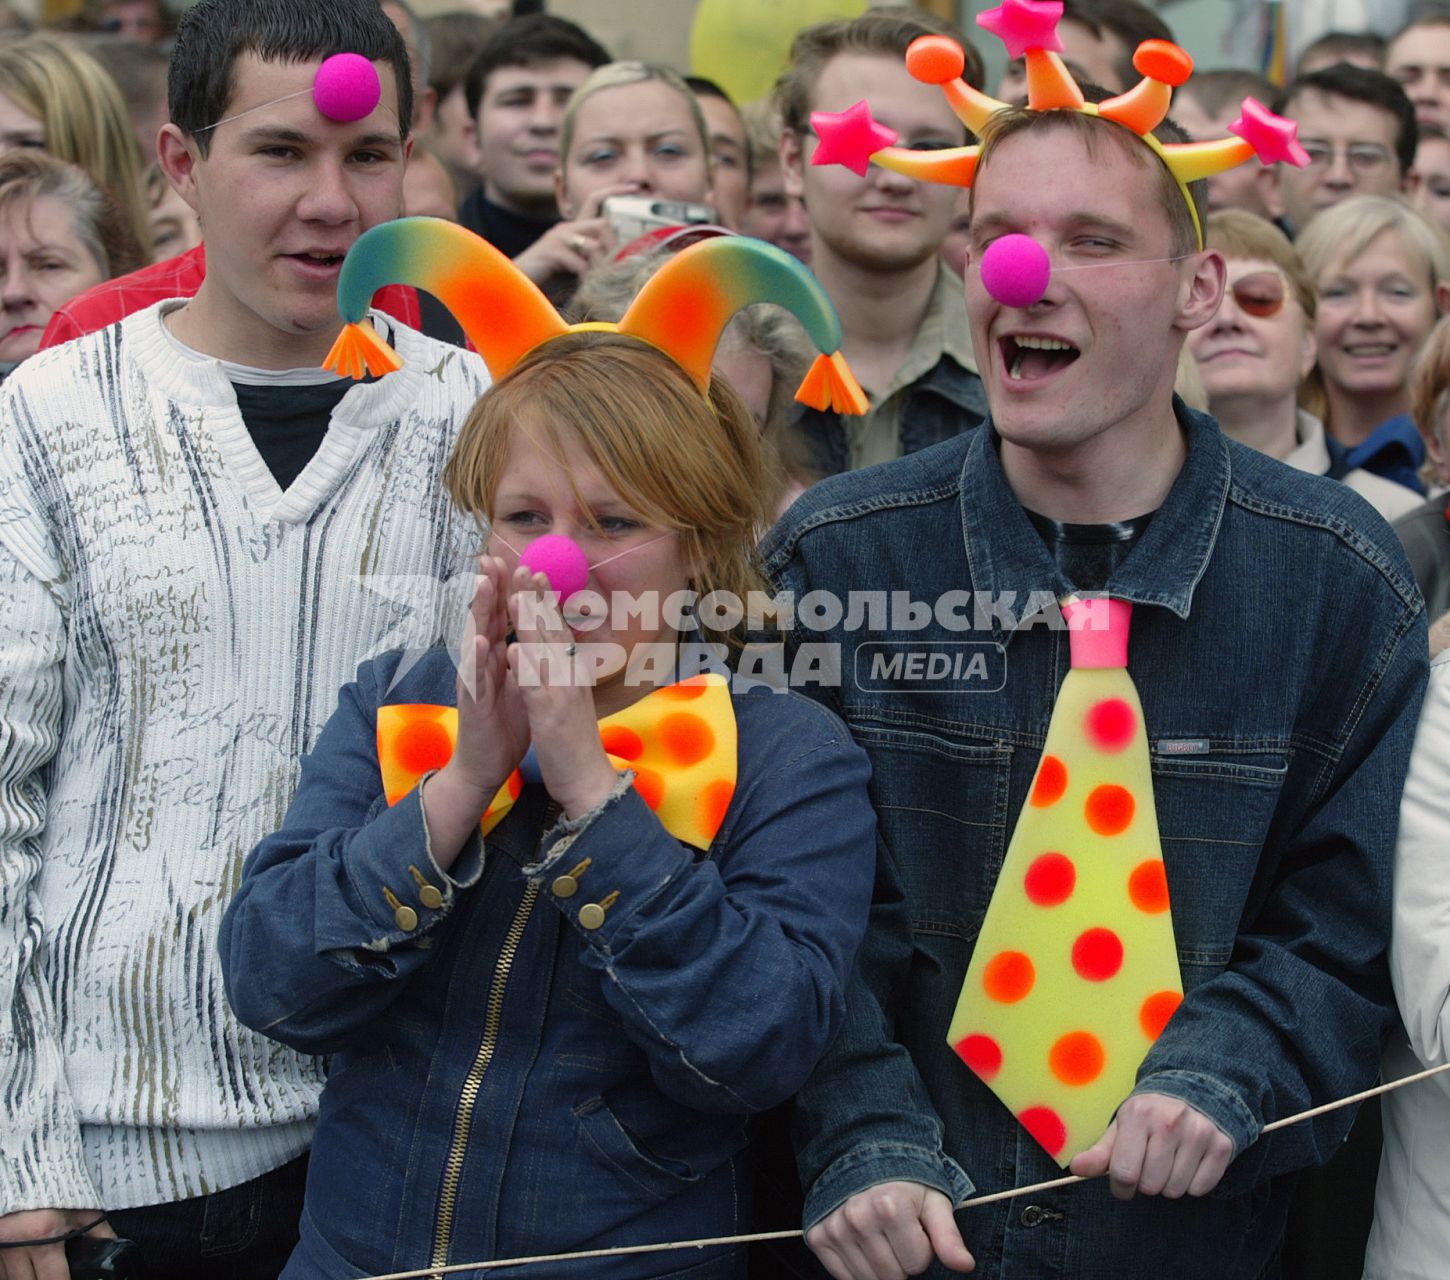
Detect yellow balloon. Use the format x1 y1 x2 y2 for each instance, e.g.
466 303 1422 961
690 0 868 106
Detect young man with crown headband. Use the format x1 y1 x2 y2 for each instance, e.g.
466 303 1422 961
761 2 1429 1276
0 1 491 1276
218 226 876 1277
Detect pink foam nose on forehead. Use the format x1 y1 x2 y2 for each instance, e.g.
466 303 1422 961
981 234 1052 308
313 53 382 123
518 534 590 604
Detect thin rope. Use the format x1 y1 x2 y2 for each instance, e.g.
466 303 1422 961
484 529 676 573
1048 252 1196 273
354 1059 1450 1279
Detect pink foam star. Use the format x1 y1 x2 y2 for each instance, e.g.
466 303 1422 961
810 101 899 176
1226 97 1310 167
977 0 1065 61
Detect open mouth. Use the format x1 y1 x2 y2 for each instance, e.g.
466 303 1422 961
289 251 346 268
1000 334 1080 382
1343 343 1396 358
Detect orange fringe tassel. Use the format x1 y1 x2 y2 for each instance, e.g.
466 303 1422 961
323 321 404 381
795 351 870 415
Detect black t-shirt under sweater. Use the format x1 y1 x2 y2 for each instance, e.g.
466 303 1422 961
231 379 353 491
1025 508 1156 592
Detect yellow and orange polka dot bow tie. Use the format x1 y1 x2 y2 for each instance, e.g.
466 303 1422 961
946 598 1183 1166
376 673 737 851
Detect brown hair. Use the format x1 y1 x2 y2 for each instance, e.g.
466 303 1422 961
776 7 982 137
1206 208 1316 319
972 100 1207 257
445 331 769 648
1172 68 1276 121
0 149 143 281
423 10 499 99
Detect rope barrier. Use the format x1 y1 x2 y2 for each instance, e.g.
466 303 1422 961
353 1058 1450 1279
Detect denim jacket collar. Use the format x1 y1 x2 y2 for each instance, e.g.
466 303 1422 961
962 399 1230 647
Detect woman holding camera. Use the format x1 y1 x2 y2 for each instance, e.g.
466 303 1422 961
517 62 717 298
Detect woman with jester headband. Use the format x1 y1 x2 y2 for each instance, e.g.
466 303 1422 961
218 224 876 1278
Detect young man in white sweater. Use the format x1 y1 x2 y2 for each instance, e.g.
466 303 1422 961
0 1 489 1276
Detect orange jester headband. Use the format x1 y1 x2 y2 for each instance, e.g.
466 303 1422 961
809 0 1309 251
322 218 868 415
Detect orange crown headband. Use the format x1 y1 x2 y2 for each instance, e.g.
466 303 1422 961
809 0 1309 249
322 218 868 415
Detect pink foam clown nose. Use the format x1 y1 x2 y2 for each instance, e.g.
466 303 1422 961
518 534 590 604
313 53 382 123
981 234 1052 309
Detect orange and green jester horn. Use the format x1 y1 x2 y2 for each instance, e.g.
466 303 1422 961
322 216 868 415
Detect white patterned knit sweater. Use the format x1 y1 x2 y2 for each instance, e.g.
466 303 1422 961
0 304 489 1212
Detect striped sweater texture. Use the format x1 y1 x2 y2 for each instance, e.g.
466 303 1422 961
0 304 489 1212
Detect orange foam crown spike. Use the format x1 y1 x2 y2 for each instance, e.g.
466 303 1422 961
1098 41 1194 135
1025 48 1085 110
906 34 1010 135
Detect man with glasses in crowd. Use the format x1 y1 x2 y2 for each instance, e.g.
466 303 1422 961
1269 63 1419 237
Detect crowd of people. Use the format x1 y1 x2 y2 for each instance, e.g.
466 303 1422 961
2 1 1450 1279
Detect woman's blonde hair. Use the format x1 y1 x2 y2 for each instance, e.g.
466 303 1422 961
1297 194 1450 294
559 61 711 178
0 36 151 265
445 331 769 648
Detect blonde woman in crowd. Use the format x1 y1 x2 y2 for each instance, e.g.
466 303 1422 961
0 35 152 265
554 62 715 262
1296 195 1449 504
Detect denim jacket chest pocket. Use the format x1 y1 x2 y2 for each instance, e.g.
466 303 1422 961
1149 749 1290 985
847 720 1015 940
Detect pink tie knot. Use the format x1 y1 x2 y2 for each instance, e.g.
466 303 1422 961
1062 596 1131 668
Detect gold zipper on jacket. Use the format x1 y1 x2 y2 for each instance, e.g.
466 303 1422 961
429 877 541 1275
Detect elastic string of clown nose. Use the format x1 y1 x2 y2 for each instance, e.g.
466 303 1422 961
193 53 391 133
979 234 1195 308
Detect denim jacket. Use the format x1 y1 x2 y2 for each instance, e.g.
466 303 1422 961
217 650 875 1279
760 405 1428 1279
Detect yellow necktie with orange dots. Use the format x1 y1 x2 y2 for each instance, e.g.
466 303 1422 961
375 673 737 851
946 597 1183 1167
